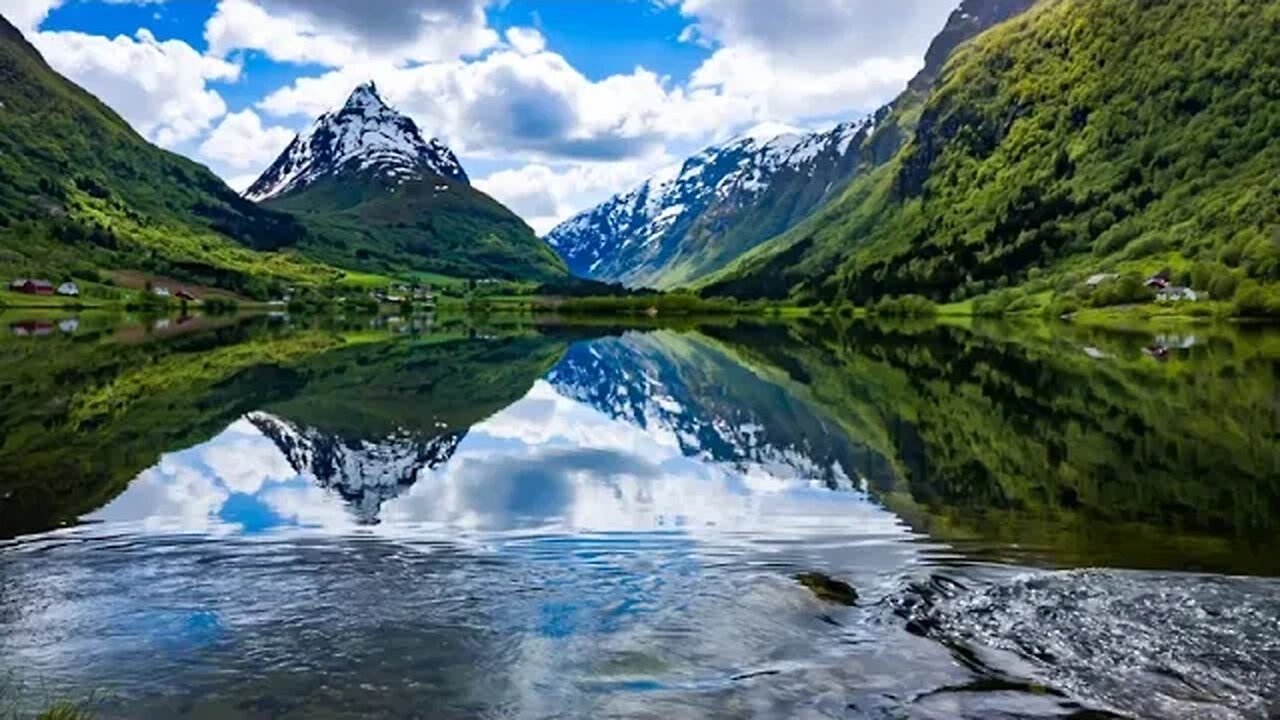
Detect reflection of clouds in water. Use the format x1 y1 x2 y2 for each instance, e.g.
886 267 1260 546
92 458 231 534
92 377 895 539
201 419 296 495
89 418 350 534
259 483 358 532
479 381 683 453
383 380 897 538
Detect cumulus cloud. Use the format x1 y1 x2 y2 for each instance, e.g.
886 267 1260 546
205 0 498 66
666 0 959 121
669 0 956 64
31 28 239 147
199 108 297 170
505 26 546 56
688 45 922 120
0 0 63 32
255 48 748 165
476 158 671 235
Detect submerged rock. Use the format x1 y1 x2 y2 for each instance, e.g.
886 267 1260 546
796 572 859 606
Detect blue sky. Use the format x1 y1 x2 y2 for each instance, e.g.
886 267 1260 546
5 0 961 232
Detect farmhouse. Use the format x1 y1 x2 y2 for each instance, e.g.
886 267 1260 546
1157 286 1199 302
9 279 54 295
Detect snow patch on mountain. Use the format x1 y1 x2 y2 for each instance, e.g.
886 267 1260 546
544 115 875 284
245 82 467 203
547 338 857 491
247 411 464 524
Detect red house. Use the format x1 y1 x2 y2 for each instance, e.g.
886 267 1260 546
9 279 55 295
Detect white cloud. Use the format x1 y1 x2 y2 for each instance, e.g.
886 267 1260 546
505 26 546 56
32 28 239 148
689 45 921 120
669 0 956 64
199 108 297 170
0 0 61 32
7 0 966 224
476 157 672 235
256 49 746 163
205 0 498 67
666 0 957 122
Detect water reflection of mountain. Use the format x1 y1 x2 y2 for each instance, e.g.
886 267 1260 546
248 413 465 524
0 321 569 536
701 321 1280 575
548 331 885 491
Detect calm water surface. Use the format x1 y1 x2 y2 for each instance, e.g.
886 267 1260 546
0 314 1278 719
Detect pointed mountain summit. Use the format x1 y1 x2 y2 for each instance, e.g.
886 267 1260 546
246 82 467 202
245 83 567 281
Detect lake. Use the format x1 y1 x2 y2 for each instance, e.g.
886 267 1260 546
0 312 1277 719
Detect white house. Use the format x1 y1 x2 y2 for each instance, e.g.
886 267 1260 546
153 286 171 297
56 282 79 297
1156 286 1198 302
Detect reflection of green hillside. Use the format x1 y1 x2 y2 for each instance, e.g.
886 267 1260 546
704 320 1280 575
263 334 568 441
0 322 568 538
0 321 347 536
598 330 882 485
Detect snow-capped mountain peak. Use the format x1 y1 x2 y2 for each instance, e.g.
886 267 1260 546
244 82 468 202
247 411 464 524
544 116 875 286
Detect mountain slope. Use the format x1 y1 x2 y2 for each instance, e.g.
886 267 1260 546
250 84 567 282
546 0 1035 289
546 123 871 288
0 14 341 294
246 82 467 202
248 412 465 524
704 0 1280 306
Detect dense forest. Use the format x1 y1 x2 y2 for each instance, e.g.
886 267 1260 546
703 0 1280 316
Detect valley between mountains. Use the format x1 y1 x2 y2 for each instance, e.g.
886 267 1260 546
0 0 1276 318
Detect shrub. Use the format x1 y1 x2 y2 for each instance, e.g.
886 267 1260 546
869 295 937 317
1207 270 1240 300
202 297 239 315
1089 273 1154 307
1232 281 1279 318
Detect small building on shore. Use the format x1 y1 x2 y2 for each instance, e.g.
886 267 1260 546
9 279 54 295
1157 286 1199 302
56 282 80 297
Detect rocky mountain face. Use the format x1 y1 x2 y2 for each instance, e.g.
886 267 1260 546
242 83 567 282
546 0 1036 290
546 120 873 288
246 82 467 202
547 334 870 490
247 412 464 524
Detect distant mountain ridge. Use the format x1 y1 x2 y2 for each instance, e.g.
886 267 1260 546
248 83 568 282
547 333 867 490
546 0 1036 289
246 82 467 203
546 119 873 288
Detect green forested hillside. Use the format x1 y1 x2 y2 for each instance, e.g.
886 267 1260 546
0 14 355 295
703 0 1280 314
265 173 569 283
